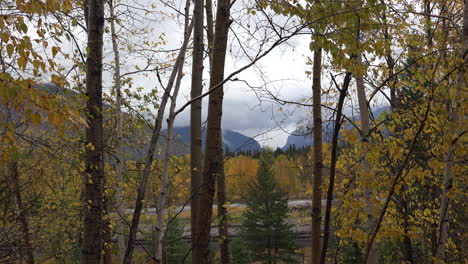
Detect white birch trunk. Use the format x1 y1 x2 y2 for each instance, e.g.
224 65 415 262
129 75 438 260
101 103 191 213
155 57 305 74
109 1 125 262
355 52 378 264
154 0 192 261
436 1 467 261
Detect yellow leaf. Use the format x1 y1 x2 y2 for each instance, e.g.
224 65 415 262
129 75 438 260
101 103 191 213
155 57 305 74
6 44 14 57
48 111 55 124
31 113 41 126
17 56 27 70
1 32 8 42
52 46 60 58
87 143 95 151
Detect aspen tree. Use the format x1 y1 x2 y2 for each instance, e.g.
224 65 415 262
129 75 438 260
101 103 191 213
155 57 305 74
81 0 105 262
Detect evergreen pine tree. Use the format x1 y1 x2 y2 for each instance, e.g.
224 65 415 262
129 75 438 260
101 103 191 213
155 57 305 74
164 216 191 263
230 238 254 264
240 151 299 264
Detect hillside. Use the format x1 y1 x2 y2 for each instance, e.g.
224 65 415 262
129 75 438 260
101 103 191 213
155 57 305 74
162 126 262 155
282 106 389 150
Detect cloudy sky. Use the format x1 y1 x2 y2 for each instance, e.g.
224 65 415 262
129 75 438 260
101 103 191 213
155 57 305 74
171 29 315 148
83 0 320 148
144 1 326 148
56 0 388 148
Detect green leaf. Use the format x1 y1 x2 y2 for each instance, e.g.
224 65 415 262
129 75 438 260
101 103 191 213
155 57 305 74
20 22 28 33
6 44 14 57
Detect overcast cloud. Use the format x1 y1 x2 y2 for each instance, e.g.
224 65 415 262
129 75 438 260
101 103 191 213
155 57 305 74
53 0 389 148
141 3 318 148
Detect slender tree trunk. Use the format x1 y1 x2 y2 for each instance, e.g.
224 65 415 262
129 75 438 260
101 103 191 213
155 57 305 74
102 199 113 264
310 46 323 264
401 198 414 264
431 218 438 257
122 18 192 264
381 1 397 109
190 0 204 261
381 3 414 260
154 1 192 262
108 0 126 261
355 15 376 261
436 1 467 261
217 161 230 264
11 161 35 264
81 0 105 262
435 144 454 262
102 155 113 264
208 0 230 262
267 246 271 264
355 50 378 264
197 0 231 262
205 0 214 65
320 72 352 264
83 0 89 30
424 0 433 47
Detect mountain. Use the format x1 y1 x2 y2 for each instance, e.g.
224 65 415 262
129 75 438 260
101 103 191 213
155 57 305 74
282 124 334 150
27 84 261 158
282 130 314 150
222 129 261 152
164 127 262 155
282 106 390 150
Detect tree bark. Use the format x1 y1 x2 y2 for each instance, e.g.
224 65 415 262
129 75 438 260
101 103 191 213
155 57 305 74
355 50 378 264
380 0 397 109
217 161 230 264
108 0 126 261
320 72 352 264
81 0 105 262
205 0 215 66
196 0 231 262
154 1 192 262
190 0 205 262
208 0 231 263
11 161 35 264
122 16 192 264
310 46 323 264
102 198 113 264
401 198 414 264
436 1 467 261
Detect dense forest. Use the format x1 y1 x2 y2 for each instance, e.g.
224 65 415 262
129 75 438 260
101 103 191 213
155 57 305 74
0 0 466 263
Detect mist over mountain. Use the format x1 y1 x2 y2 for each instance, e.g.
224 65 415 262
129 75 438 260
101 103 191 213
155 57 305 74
282 106 389 150
164 127 262 155
38 84 390 154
